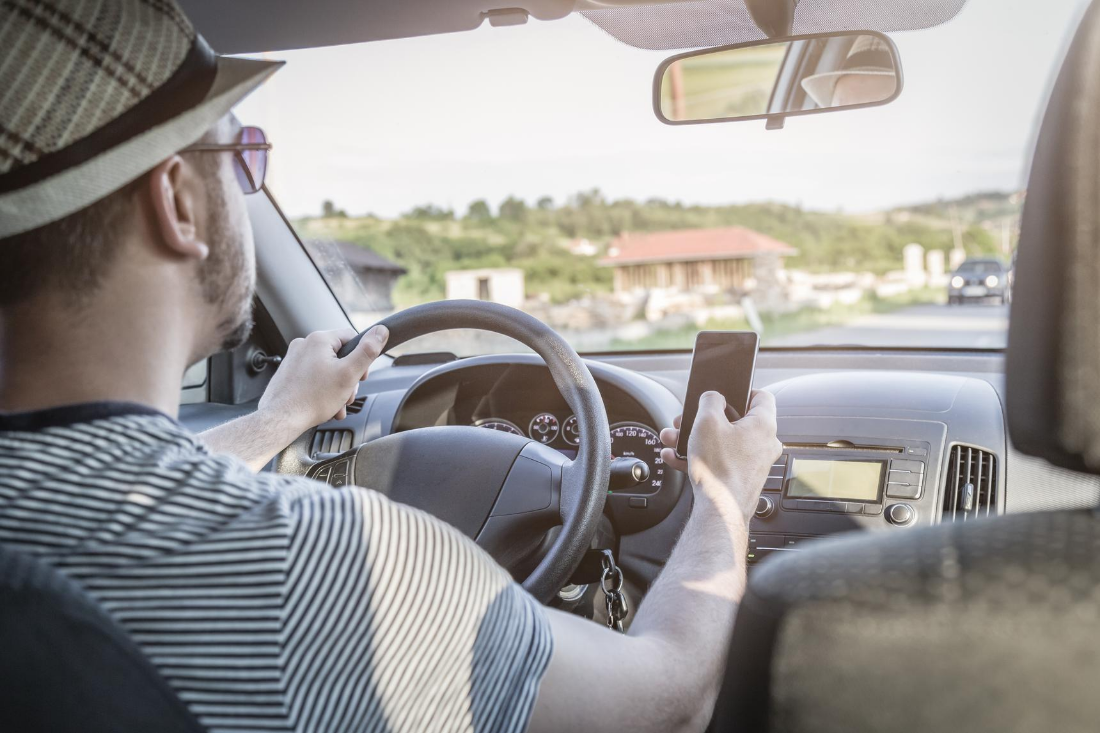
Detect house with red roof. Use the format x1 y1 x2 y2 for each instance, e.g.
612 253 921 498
599 226 797 294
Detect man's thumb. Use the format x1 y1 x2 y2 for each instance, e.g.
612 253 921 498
351 325 389 365
697 390 727 417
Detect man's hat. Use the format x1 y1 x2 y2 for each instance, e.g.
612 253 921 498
800 35 897 109
0 0 281 238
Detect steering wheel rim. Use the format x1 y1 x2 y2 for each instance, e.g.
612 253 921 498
338 300 612 602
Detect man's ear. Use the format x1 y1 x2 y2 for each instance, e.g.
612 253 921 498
147 155 209 261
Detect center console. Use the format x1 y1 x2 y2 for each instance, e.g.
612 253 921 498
748 416 947 565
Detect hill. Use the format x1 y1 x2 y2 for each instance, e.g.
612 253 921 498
890 191 1023 225
293 190 1013 308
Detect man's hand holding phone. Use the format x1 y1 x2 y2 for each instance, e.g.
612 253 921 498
660 390 783 524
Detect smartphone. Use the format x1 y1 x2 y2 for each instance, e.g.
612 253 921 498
676 331 760 459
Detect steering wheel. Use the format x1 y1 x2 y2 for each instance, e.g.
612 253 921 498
320 300 611 603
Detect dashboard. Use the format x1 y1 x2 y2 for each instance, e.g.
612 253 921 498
181 347 1100 615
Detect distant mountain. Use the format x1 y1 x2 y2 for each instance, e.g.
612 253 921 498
887 191 1024 227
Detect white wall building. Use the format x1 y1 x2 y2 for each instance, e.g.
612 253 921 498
445 268 525 309
903 243 926 286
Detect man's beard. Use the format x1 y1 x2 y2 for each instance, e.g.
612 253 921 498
200 185 255 353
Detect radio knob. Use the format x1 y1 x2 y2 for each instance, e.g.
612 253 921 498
755 495 775 519
887 503 915 526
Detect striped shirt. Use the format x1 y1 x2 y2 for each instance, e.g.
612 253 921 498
0 402 552 732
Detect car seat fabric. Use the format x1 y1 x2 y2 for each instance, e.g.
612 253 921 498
0 543 205 733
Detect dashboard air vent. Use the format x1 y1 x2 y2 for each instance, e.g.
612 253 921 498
346 396 368 415
942 446 997 521
310 428 354 459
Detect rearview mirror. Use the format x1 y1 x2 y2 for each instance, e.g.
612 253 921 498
654 31 902 126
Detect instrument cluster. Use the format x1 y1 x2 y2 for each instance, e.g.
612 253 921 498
473 411 665 494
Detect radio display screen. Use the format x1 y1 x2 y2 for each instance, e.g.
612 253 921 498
788 459 885 502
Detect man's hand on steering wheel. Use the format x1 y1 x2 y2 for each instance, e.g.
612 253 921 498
201 325 389 471
259 325 390 432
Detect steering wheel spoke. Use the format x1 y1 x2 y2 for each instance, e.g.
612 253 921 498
475 441 567 570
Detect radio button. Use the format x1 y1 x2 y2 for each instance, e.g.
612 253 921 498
844 503 864 514
801 500 845 512
887 503 916 526
890 459 925 474
755 495 776 519
886 471 920 486
886 482 922 500
757 534 785 550
763 475 784 491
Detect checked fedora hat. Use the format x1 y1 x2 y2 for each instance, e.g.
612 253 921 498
0 0 281 238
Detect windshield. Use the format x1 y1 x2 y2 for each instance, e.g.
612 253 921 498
234 0 1088 355
956 261 1004 275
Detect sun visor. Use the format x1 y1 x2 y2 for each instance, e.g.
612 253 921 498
580 0 969 51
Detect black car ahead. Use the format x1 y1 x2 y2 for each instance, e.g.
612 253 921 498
947 258 1009 305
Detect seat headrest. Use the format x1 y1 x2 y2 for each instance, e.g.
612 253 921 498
1007 0 1100 473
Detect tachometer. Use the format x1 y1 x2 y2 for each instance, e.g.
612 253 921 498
609 422 665 494
474 418 523 436
529 412 560 444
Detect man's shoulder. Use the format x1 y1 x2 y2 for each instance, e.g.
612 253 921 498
0 408 343 545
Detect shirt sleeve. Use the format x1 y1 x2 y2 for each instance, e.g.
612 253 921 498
279 482 553 733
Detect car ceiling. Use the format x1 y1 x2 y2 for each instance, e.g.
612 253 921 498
178 0 581 53
178 0 970 54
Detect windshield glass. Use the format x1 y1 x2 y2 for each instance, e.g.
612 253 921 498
956 261 1004 275
235 0 1088 355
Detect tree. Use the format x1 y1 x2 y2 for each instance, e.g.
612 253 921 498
405 204 454 221
465 199 493 221
536 195 554 211
321 199 347 218
499 196 528 222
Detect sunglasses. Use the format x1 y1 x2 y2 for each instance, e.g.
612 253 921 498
181 126 270 194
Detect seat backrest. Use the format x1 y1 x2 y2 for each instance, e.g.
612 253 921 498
712 3 1100 731
711 511 1100 733
0 544 204 733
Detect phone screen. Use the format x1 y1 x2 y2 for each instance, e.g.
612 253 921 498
676 331 759 459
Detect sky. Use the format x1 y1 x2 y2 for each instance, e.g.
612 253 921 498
232 0 1091 219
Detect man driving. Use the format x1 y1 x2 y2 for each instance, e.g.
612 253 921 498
0 2 781 732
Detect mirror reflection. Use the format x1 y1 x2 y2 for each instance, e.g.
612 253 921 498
658 32 900 124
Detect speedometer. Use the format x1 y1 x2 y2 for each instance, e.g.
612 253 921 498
473 418 523 436
609 422 665 494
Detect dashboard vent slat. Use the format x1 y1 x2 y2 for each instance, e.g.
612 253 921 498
346 396 368 415
942 446 997 522
311 428 354 459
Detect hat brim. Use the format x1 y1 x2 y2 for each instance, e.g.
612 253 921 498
800 68 896 110
0 55 282 238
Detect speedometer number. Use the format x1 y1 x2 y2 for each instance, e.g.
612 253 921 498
473 418 523 436
609 422 665 494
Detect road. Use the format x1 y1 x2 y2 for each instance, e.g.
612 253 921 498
765 303 1010 349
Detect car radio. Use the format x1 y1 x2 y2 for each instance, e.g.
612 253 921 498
748 437 932 565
